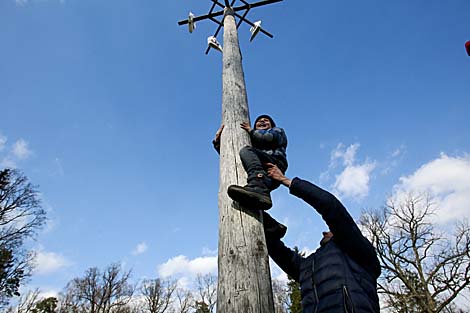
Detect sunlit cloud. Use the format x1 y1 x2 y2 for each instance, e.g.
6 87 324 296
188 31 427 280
392 153 470 223
12 139 32 160
324 143 377 200
334 162 376 200
158 255 217 279
132 242 148 255
332 143 360 167
201 247 217 256
33 250 71 275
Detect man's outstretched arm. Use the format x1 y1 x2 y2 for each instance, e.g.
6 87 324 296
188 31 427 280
263 214 302 282
267 164 381 279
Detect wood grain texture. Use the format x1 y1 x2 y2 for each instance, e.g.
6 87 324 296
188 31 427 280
216 8 274 313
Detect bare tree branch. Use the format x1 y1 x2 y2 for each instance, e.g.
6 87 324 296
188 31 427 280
0 169 45 307
360 193 470 313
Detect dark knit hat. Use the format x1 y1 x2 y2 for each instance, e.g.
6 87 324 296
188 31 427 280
254 115 276 128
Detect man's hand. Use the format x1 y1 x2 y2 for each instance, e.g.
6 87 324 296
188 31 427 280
266 163 291 187
240 122 252 133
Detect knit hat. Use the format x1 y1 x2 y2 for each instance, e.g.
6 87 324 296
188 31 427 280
254 115 276 128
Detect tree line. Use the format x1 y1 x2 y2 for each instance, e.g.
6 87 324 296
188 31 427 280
1 168 470 312
5 265 218 313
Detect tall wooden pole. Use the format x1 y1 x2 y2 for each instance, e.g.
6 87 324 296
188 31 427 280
217 8 274 313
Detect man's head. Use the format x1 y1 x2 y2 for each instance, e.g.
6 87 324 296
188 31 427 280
320 231 333 246
254 115 276 130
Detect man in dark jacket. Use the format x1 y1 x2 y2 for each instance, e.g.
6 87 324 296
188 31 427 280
264 163 381 313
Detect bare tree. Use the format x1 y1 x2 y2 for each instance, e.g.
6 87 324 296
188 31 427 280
0 169 46 307
57 288 81 313
108 304 141 313
173 287 193 313
62 263 134 313
271 279 288 313
140 278 176 313
194 274 216 313
360 194 470 313
5 289 40 313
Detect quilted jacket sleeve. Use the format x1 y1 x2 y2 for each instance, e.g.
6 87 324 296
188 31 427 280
289 178 381 279
265 232 303 282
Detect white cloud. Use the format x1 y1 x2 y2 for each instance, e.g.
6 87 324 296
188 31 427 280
392 153 470 223
158 255 217 278
331 143 360 166
33 250 71 275
176 276 191 289
12 139 32 159
327 143 376 200
38 289 60 299
391 145 405 158
201 247 217 256
0 134 34 168
132 242 148 255
334 162 376 200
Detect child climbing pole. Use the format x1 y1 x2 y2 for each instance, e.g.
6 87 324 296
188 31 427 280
213 115 288 210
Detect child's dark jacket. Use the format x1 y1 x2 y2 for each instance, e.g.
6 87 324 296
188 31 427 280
249 127 287 164
213 127 288 163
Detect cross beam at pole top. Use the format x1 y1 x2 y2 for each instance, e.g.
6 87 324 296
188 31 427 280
177 1 283 312
177 0 283 54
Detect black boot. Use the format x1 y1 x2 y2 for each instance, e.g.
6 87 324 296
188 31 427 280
262 212 287 239
227 173 272 210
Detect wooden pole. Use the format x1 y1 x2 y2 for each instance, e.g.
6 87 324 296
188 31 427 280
217 7 274 313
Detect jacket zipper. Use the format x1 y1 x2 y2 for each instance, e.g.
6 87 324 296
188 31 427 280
312 259 319 313
343 285 354 313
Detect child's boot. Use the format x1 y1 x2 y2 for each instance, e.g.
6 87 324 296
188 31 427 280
227 173 272 210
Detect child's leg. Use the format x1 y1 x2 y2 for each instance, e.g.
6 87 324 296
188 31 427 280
239 146 266 179
227 146 273 210
239 147 286 192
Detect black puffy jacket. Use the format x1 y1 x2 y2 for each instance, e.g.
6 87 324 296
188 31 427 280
265 178 381 313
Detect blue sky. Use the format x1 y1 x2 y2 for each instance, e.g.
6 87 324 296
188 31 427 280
1 0 470 300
